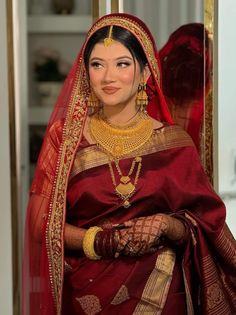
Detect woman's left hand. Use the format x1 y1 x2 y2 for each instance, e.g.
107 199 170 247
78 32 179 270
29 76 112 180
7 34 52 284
116 214 168 256
117 213 188 256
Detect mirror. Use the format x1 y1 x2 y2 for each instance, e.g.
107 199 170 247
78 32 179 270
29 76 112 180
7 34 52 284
123 0 213 182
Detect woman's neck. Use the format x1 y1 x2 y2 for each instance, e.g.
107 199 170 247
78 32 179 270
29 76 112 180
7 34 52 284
102 104 138 125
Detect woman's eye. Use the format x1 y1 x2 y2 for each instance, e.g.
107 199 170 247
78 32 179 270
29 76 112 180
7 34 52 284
90 62 102 69
117 61 131 68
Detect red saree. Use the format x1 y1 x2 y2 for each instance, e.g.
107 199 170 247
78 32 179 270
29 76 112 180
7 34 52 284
62 123 236 315
22 13 236 315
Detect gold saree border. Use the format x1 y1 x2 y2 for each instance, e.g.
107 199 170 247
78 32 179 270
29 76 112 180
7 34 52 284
202 254 232 314
215 225 236 266
70 125 193 180
45 61 88 313
133 248 175 314
214 226 236 308
201 90 213 183
183 213 236 314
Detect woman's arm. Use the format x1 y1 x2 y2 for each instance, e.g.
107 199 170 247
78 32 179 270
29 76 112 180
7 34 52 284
64 223 86 250
29 194 86 249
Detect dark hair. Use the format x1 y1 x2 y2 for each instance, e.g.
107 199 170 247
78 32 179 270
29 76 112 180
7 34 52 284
160 23 209 103
84 26 148 72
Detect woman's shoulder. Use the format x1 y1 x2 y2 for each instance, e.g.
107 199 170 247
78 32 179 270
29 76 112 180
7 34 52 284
151 118 194 148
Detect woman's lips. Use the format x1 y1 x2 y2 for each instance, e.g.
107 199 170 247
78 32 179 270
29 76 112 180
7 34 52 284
102 87 120 94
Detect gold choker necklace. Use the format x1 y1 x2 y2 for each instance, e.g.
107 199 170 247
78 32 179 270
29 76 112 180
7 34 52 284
89 111 153 158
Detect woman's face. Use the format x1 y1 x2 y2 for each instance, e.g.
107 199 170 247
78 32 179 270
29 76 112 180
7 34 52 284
88 40 149 110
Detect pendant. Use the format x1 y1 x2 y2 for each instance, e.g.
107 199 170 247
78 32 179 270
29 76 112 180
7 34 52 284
112 141 124 157
123 200 131 208
115 182 135 197
120 176 131 184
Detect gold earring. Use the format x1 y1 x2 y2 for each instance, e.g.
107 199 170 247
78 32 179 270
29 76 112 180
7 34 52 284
136 81 148 112
88 90 99 108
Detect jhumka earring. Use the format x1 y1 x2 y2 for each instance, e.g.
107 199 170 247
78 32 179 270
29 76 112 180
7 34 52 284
88 90 99 108
136 80 148 112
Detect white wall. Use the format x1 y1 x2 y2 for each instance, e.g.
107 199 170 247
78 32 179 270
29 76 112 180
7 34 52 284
124 0 203 48
0 0 14 314
218 0 236 236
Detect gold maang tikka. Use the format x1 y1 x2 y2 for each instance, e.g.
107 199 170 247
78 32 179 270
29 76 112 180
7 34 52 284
104 25 114 47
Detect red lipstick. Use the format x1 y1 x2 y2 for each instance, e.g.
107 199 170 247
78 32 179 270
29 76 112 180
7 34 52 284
102 86 120 94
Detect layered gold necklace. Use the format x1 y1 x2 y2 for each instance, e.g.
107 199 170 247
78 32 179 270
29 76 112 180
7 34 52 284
89 111 153 208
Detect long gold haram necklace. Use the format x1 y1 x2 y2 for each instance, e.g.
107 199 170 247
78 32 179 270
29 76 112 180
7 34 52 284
108 156 142 208
90 111 154 208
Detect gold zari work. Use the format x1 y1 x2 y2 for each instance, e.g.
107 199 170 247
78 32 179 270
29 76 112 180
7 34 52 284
90 112 154 159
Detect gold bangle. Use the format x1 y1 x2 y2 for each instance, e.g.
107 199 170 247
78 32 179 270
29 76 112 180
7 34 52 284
82 226 103 260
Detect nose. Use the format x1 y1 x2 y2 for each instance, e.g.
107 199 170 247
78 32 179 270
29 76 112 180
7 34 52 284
103 65 115 83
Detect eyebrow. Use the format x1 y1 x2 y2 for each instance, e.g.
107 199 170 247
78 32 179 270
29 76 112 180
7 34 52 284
90 56 133 62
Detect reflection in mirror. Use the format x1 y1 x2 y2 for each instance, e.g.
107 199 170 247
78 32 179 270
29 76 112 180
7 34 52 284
160 22 213 182
124 0 203 47
124 0 214 180
159 23 208 152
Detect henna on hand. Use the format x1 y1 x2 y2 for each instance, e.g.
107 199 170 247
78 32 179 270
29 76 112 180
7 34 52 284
162 214 189 245
115 215 167 256
93 214 189 259
117 213 189 256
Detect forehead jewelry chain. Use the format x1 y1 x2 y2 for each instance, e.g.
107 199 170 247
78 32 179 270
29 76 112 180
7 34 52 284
108 157 142 208
104 25 114 47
